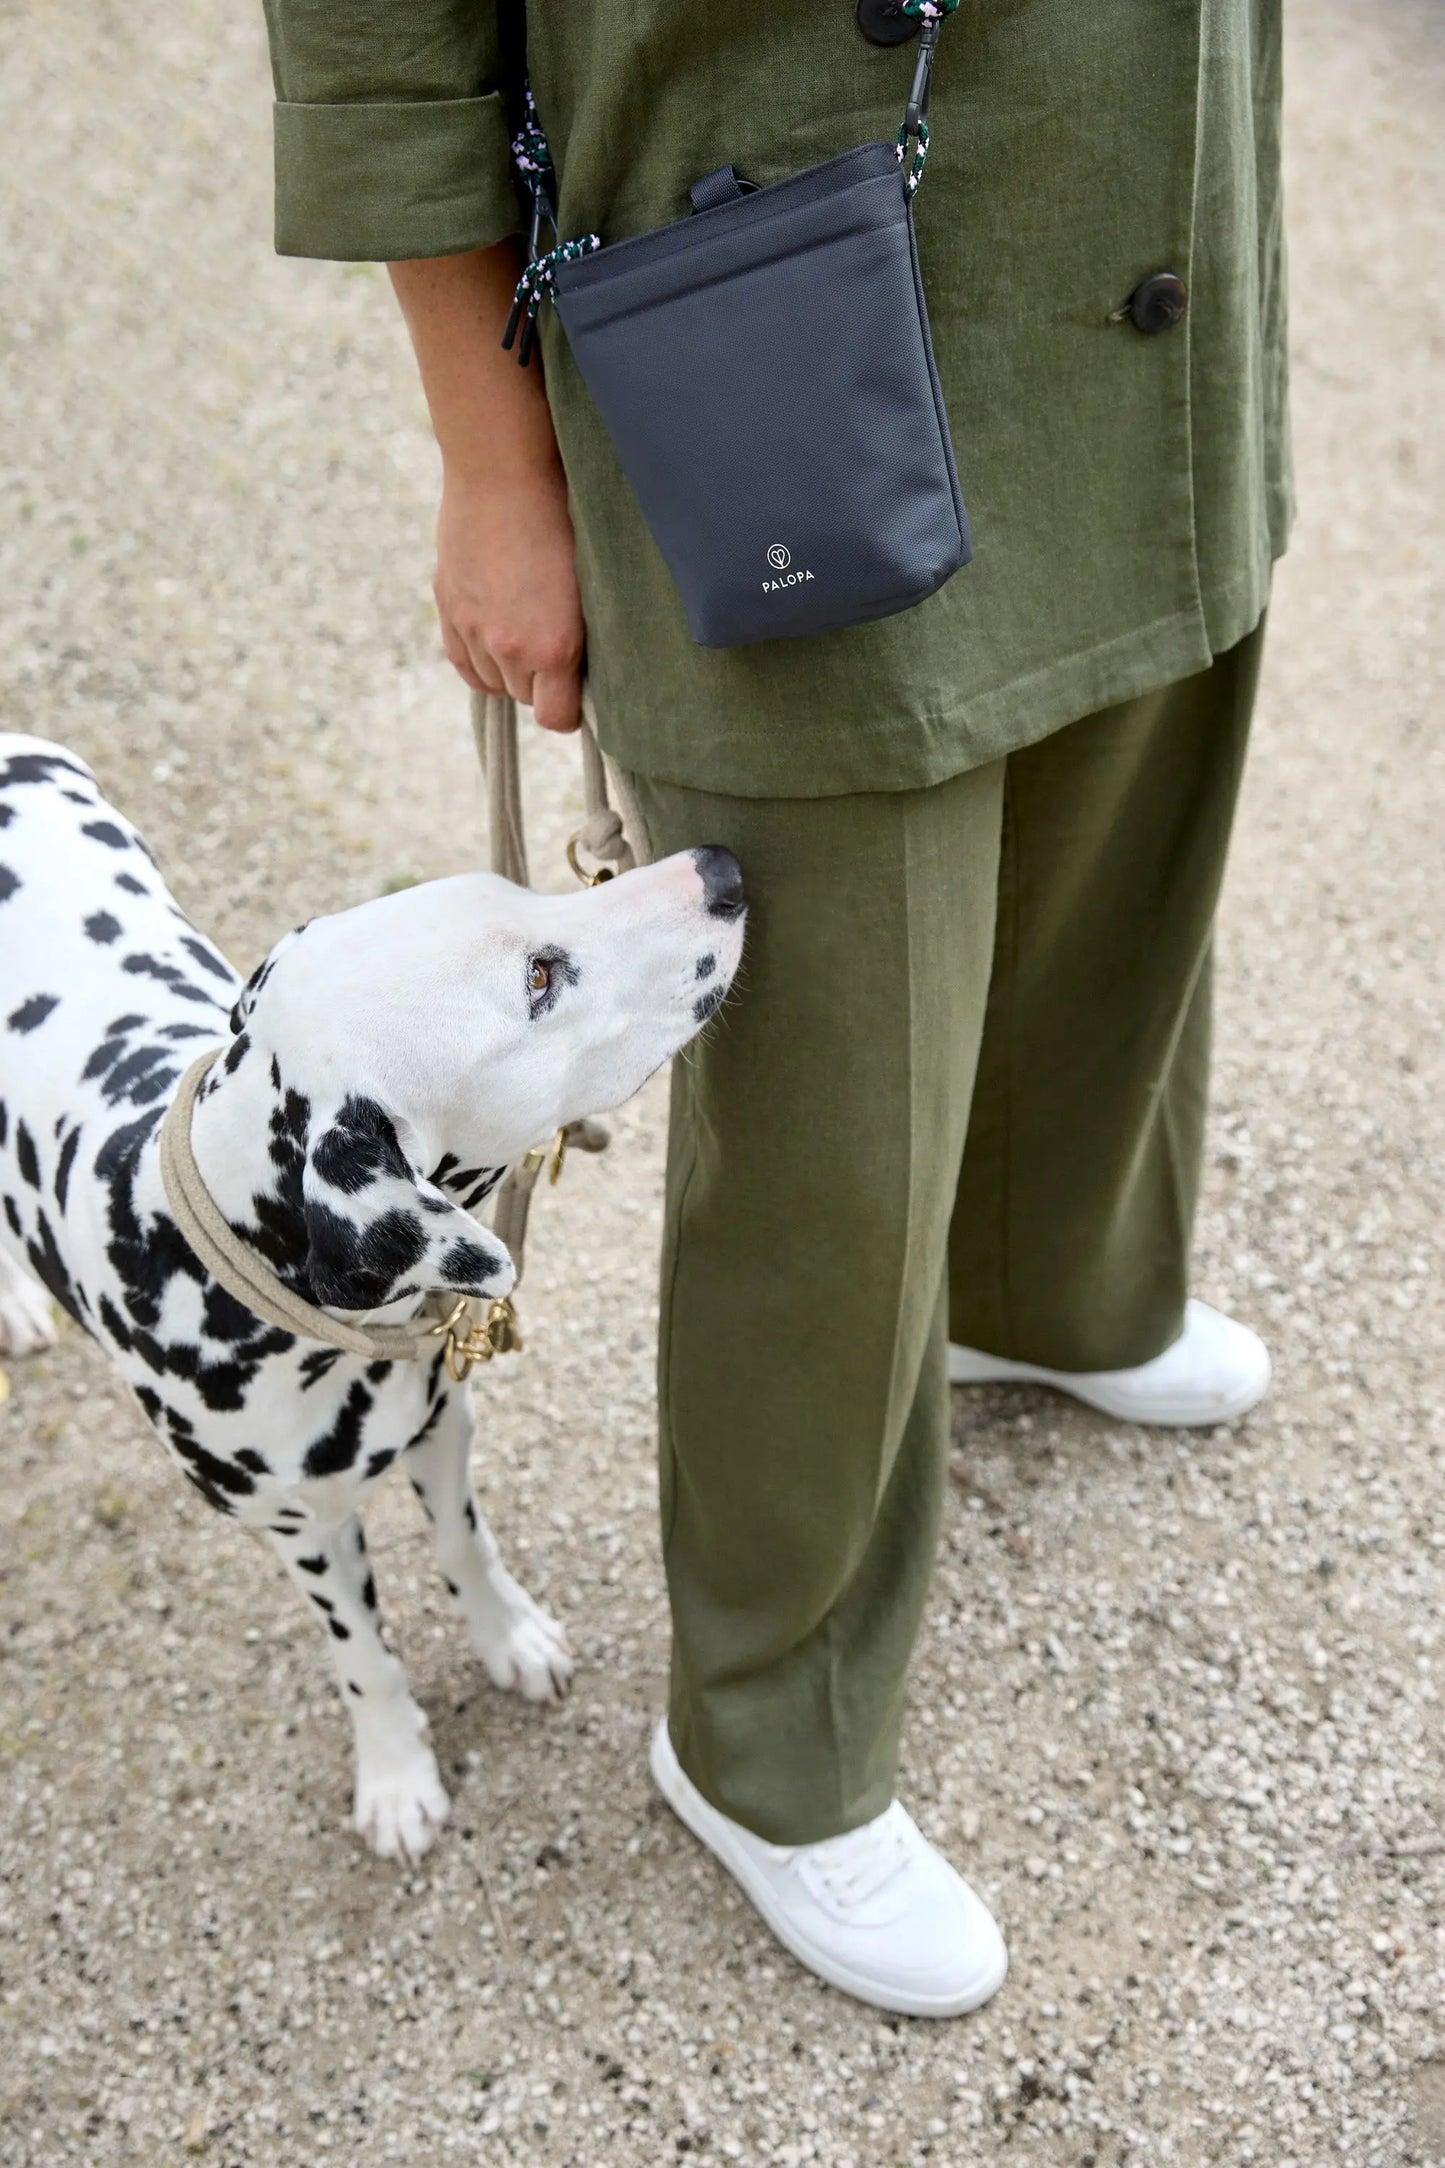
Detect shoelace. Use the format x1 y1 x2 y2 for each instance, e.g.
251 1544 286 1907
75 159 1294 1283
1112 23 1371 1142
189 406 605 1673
790 1809 914 1910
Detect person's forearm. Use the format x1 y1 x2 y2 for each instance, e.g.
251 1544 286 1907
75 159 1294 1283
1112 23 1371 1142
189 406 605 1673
387 244 584 731
388 244 559 487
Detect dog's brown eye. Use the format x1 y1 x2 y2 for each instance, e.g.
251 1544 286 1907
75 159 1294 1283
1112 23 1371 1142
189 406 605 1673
529 959 551 996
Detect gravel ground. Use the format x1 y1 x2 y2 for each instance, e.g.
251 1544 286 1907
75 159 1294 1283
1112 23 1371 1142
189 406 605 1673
1 3 1441 2164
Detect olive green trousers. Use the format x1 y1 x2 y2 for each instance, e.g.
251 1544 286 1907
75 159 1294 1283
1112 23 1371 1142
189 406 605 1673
630 620 1263 1844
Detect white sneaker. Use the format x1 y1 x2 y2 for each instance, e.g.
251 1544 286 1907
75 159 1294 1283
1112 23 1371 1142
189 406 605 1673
649 1718 1007 2018
948 1298 1271 1427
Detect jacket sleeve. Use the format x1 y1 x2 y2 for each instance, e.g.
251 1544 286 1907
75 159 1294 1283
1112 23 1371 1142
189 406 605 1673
262 0 522 260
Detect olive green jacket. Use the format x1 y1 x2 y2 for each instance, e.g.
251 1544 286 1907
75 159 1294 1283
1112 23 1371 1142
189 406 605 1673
263 0 1290 798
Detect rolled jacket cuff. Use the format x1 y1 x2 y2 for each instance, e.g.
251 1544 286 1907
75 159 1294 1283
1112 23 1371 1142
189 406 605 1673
274 93 521 261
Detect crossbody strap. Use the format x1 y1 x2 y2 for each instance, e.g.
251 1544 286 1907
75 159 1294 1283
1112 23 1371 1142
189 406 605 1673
502 0 963 365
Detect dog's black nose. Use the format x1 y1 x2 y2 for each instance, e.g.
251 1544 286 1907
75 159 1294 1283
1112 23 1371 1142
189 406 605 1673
693 845 746 920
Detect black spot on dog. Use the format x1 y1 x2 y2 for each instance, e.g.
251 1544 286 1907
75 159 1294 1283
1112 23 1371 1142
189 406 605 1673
302 1378 373 1479
15 1121 41 1190
98 1293 133 1350
365 1360 393 1384
462 1171 503 1211
26 1208 83 1328
327 1617 351 1642
4 1195 21 1237
181 935 233 985
98 1043 180 1109
299 1347 342 1390
346 1681 363 1698
133 1383 162 1424
693 985 726 1026
0 866 21 905
81 819 131 850
464 1498 477 1531
696 952 717 980
0 804 11 828
122 952 223 1009
158 1021 214 1043
303 1201 425 1312
84 911 122 945
361 1574 378 1611
312 1098 412 1195
115 871 148 896
364 1446 397 1479
0 750 92 789
235 1448 270 1475
54 1125 82 1213
403 1397 447 1454
199 1279 266 1345
309 1590 335 1613
431 1152 460 1186
8 994 59 1034
0 1101 7 1147
62 789 94 806
439 1237 504 1292
444 1576 460 1599
295 1553 328 1575
223 1031 250 1075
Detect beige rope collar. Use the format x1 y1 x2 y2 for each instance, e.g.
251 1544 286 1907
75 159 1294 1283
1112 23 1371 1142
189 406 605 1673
158 1049 509 1375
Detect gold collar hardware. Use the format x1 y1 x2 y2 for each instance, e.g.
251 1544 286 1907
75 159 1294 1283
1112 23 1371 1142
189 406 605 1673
522 1124 572 1186
566 832 617 889
431 1294 524 1381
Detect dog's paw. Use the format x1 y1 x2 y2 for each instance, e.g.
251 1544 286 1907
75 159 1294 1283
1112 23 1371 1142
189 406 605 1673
353 1744 451 1864
474 1592 574 1704
0 1274 57 1359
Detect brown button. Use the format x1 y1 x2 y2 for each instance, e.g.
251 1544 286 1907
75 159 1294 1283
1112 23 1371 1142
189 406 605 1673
1128 272 1188 334
856 0 921 46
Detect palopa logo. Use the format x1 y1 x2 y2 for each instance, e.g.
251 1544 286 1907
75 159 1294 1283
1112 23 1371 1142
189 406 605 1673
766 543 791 571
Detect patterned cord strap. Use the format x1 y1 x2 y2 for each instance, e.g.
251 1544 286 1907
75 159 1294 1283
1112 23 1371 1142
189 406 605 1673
894 0 958 197
510 80 553 182
508 234 602 329
896 114 930 198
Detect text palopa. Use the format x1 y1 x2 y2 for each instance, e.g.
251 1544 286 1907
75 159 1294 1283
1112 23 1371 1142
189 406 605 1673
762 569 816 593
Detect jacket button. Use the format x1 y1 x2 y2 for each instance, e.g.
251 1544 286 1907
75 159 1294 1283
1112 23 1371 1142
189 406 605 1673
856 0 920 45
1128 271 1188 334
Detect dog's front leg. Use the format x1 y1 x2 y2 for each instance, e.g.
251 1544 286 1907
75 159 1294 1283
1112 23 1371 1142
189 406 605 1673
407 1389 573 1702
267 1515 450 1862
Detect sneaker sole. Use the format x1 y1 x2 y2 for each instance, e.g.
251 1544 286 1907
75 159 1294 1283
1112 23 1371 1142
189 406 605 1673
650 1721 1008 2020
946 1346 1272 1428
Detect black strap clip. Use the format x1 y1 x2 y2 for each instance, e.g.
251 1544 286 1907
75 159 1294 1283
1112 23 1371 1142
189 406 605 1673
904 14 941 139
502 177 558 367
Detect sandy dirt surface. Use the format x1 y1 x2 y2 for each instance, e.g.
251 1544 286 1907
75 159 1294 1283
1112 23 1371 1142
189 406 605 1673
0 3 1441 2163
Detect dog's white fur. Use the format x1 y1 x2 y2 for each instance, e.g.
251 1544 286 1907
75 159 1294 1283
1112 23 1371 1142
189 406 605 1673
0 735 744 1859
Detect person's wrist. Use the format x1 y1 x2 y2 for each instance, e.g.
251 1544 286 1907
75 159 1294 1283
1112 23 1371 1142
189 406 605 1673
439 451 565 503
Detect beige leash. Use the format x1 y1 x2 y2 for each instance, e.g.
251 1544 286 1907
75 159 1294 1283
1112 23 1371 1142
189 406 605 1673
155 692 645 1377
470 687 649 1291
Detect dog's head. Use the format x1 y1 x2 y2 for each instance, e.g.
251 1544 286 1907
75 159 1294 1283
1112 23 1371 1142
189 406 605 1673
230 847 745 1316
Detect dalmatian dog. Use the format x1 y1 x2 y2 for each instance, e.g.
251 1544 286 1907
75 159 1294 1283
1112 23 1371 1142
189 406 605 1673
0 735 744 1860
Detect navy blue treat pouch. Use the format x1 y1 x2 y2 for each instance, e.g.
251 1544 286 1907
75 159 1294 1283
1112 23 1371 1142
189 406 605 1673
505 5 970 651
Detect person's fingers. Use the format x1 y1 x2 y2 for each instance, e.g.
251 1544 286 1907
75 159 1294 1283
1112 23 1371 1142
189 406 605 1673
438 612 490 694
530 659 583 734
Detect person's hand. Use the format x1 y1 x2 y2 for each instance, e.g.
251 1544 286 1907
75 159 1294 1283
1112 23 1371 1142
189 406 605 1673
433 461 585 733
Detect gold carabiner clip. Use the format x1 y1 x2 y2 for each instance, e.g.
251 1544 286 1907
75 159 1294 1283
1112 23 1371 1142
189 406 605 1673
566 832 617 889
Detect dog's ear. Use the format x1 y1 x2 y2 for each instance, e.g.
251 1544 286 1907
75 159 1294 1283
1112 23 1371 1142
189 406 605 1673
230 923 309 1034
299 1095 515 1316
